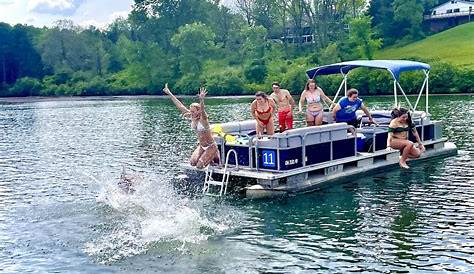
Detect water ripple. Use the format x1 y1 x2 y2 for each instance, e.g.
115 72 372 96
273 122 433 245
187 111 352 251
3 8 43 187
0 96 473 273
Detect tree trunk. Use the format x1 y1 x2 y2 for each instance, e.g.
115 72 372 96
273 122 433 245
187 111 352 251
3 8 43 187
96 44 102 76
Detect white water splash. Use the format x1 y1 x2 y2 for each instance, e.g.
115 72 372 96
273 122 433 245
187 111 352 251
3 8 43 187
83 172 239 264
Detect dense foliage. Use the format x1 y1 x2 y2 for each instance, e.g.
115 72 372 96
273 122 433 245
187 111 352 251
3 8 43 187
0 0 472 97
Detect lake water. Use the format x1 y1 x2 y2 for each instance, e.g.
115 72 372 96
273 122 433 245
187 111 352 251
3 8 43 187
0 95 473 273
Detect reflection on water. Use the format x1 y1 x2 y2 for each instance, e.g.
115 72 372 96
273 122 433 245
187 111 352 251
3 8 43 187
0 95 473 273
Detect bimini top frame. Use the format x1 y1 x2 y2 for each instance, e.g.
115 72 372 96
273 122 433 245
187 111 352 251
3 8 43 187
306 60 431 114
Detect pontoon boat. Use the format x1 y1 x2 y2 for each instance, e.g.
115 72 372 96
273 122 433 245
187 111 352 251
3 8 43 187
185 60 458 199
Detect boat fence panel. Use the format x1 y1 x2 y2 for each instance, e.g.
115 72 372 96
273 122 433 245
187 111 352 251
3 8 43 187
213 122 359 172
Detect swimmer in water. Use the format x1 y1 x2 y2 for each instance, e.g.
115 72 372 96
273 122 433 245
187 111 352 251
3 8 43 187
117 167 142 193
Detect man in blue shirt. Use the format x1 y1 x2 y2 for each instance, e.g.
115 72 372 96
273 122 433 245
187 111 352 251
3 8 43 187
332 88 374 128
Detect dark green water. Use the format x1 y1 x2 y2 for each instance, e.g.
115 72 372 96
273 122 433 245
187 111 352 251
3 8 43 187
0 95 473 273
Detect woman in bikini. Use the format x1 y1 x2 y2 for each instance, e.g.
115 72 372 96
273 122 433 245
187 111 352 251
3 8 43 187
387 107 425 169
250 91 276 137
163 84 219 169
298 79 334 126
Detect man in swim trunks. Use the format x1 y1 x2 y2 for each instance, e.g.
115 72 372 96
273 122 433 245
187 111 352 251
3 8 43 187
332 88 374 130
269 82 296 132
250 91 276 137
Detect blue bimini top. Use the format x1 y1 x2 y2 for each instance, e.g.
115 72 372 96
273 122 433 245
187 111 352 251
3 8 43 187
306 60 431 81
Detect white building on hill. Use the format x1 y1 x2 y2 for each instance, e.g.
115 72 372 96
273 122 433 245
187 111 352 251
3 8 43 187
424 1 474 32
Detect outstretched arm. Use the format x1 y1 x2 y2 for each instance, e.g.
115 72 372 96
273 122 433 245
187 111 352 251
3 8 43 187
361 103 374 124
319 88 334 107
332 103 341 120
163 83 189 115
198 87 208 120
387 132 392 148
411 128 424 151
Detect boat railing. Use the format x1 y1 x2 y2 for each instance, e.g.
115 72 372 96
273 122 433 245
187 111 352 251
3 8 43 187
245 123 354 172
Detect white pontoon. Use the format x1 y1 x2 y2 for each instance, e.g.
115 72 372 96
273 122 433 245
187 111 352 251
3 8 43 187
185 60 458 199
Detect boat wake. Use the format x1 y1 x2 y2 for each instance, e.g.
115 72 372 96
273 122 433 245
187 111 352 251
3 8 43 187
83 172 241 264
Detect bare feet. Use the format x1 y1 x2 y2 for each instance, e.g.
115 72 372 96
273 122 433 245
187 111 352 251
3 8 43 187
399 160 410 169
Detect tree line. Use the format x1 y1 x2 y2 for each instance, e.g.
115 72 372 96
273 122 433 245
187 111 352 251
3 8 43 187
0 0 472 97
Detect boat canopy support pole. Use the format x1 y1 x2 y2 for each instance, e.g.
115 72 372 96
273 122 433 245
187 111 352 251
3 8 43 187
344 73 348 96
396 82 414 111
330 73 347 110
413 75 428 111
425 70 430 114
393 80 398 108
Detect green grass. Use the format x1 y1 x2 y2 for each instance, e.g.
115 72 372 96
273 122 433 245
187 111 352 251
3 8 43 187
376 22 474 68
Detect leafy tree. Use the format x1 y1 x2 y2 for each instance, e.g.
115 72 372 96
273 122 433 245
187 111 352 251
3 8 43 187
241 25 267 60
0 23 43 88
318 43 341 65
9 77 43 96
82 26 109 76
38 20 90 73
0 23 14 86
348 16 382 60
244 59 268 83
115 35 173 92
106 17 133 43
132 0 228 48
368 0 398 45
171 22 216 75
393 0 425 41
202 67 244 95
12 25 43 80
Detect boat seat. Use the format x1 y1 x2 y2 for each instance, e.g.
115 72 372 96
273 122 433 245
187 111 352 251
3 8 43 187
212 120 256 135
359 112 392 126
358 110 430 126
238 120 256 134
216 122 240 134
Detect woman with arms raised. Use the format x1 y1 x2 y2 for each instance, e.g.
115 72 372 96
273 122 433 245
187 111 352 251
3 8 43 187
387 107 425 169
163 84 219 169
298 79 333 126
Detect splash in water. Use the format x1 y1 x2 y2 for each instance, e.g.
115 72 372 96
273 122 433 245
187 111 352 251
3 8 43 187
83 171 242 264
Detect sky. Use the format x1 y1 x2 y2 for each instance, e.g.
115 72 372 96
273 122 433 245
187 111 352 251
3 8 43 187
0 0 134 28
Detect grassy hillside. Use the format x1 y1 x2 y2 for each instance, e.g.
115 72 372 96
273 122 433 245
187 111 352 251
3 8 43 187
376 22 474 68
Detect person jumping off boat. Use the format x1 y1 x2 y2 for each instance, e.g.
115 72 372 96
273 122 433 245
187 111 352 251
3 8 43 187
332 88 376 131
163 84 219 169
251 91 276 137
387 107 425 169
269 82 296 133
298 79 334 126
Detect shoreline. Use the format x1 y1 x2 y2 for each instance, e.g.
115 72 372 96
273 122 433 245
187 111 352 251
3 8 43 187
0 93 472 103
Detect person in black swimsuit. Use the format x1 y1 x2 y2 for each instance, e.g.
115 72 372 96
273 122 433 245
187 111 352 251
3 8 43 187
387 107 425 169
